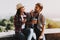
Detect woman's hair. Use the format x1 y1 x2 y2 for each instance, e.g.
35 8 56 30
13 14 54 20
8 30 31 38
15 8 21 24
15 8 26 21
16 8 21 16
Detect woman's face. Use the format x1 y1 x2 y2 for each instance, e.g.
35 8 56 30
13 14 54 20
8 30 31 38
20 7 25 13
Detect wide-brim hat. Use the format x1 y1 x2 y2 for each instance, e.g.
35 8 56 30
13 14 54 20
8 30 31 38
16 3 24 10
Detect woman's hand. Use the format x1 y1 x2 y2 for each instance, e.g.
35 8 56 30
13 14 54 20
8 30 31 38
22 19 27 23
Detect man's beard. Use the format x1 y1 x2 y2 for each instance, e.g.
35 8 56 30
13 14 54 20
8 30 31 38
34 11 37 14
34 9 39 13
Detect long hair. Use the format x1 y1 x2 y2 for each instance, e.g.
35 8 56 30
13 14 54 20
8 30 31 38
15 8 26 24
16 8 21 17
15 8 21 25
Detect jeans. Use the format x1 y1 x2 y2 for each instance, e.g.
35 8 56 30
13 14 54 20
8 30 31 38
27 28 36 40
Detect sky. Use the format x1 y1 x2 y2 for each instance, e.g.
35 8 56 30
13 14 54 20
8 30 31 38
0 0 60 19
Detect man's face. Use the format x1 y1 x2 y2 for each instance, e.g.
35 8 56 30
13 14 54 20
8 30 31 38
35 5 41 13
20 7 25 13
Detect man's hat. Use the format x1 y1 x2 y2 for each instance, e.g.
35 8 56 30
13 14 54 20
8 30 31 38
16 3 24 10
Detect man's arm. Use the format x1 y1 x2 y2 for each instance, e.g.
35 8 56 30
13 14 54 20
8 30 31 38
39 15 45 39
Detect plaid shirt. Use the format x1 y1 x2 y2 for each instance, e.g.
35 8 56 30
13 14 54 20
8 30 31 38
14 13 27 32
14 15 22 32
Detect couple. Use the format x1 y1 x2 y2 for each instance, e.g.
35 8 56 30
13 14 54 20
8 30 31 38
14 3 45 40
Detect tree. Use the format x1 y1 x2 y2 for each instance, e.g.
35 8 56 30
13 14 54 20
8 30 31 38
0 19 7 26
0 28 2 32
9 16 14 23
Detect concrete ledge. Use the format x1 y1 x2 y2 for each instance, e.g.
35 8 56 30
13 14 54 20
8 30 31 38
0 30 15 38
44 28 60 34
0 28 60 40
0 28 60 38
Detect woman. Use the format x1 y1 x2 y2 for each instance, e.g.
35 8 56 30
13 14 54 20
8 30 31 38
14 3 27 40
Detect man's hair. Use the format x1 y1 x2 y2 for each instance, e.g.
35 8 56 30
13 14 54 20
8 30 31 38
36 3 43 10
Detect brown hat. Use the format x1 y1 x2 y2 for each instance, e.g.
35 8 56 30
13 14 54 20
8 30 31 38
16 3 24 10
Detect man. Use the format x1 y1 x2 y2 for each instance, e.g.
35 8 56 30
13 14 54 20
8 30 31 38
30 3 45 40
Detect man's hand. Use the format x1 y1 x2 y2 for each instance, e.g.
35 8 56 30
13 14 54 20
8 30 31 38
38 35 44 40
30 10 34 17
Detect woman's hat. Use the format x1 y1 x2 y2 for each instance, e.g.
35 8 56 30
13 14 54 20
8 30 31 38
16 3 24 10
